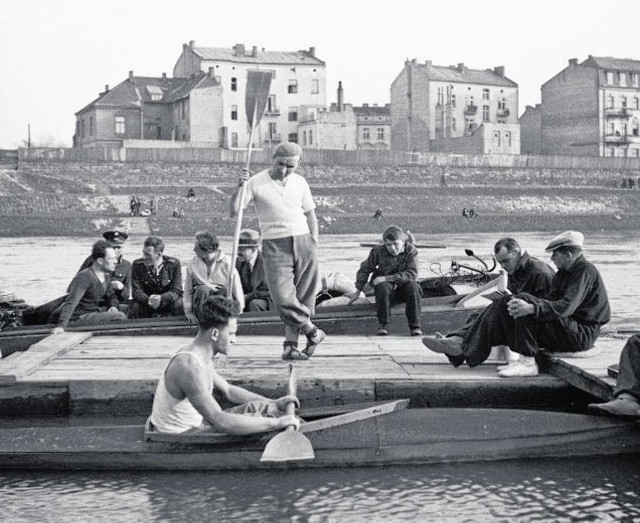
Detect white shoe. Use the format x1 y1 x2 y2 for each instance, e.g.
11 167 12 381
497 360 519 372
498 360 539 377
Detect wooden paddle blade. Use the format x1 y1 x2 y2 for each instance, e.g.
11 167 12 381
260 430 315 463
245 71 273 129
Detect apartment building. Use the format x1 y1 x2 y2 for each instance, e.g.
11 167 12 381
541 56 640 157
390 59 520 154
174 41 326 148
355 103 391 150
520 104 542 155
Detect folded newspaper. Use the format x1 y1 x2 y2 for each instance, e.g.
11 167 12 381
482 288 512 302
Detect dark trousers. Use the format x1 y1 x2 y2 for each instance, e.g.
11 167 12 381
614 334 640 400
374 281 423 329
246 298 271 312
130 299 184 319
457 297 601 367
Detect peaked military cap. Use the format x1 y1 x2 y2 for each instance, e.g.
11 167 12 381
103 229 129 246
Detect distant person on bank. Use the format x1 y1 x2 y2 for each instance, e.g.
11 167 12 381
589 334 640 419
345 226 423 336
149 287 300 435
130 236 184 319
235 229 272 312
230 142 325 361
52 240 127 333
423 237 555 371
184 230 244 323
423 231 610 377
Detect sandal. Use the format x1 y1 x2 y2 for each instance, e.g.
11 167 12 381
303 327 326 358
282 342 308 361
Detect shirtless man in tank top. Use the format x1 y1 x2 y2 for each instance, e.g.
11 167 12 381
150 288 299 435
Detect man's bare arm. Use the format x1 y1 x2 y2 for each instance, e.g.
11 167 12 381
305 209 319 243
229 170 251 218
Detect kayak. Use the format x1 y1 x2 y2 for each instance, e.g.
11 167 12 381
0 403 637 471
0 272 501 357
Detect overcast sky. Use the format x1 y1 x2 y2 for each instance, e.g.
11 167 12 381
1 0 639 148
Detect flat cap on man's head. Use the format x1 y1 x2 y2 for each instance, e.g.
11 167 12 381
273 142 302 159
102 229 129 245
545 230 584 252
238 228 261 247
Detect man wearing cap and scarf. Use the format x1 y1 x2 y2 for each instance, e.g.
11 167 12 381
79 230 132 307
235 229 272 312
422 231 610 377
230 142 325 361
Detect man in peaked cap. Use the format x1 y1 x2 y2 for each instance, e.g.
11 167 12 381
235 229 272 312
423 230 610 378
78 229 132 309
230 142 325 361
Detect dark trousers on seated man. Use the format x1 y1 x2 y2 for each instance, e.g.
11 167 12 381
375 281 423 331
451 294 602 367
130 298 185 319
613 334 640 400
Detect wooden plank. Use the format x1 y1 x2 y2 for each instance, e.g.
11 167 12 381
0 332 92 383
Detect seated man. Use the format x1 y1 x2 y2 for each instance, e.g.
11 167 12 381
131 236 184 319
423 231 610 378
589 335 640 419
150 287 299 434
184 230 244 321
424 237 555 370
52 240 127 333
235 229 271 312
78 229 131 310
346 225 423 336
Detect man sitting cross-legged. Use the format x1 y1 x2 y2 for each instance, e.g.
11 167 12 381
423 237 555 370
150 287 299 435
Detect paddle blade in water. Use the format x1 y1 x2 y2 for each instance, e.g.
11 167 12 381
260 430 315 463
245 71 273 129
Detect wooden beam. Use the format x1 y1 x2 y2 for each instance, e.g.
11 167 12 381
0 332 92 383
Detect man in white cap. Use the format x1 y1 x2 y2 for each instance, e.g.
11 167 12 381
422 231 610 377
230 142 325 360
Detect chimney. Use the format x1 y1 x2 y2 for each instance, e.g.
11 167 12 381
457 63 466 72
162 72 167 80
308 46 316 57
411 58 417 65
330 102 337 112
568 58 578 66
104 84 109 92
234 43 245 56
208 66 214 78
493 66 505 76
425 60 432 66
337 81 344 112
189 40 194 48
363 103 369 108
252 46 258 57
373 103 378 107
128 70 134 82
183 43 188 51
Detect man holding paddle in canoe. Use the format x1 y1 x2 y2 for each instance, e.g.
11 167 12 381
150 286 300 435
230 142 325 361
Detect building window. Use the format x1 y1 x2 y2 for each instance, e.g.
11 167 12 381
437 87 444 106
303 131 307 146
231 77 237 91
482 105 490 122
89 116 94 136
268 122 277 140
633 74 639 87
609 122 615 135
623 123 628 136
377 127 385 140
606 71 614 84
288 107 298 122
267 95 277 114
609 148 615 157
633 123 639 137
505 131 511 146
363 127 370 140
494 131 500 146
635 97 639 110
451 94 456 108
498 98 506 110
231 105 238 120
607 95 614 109
622 96 627 109
231 132 238 148
452 117 457 132
81 119 85 138
181 100 186 120
309 130 313 145
482 88 490 100
466 117 475 133
468 96 474 106
288 132 298 143
288 79 298 94
311 79 319 94
115 116 125 134
632 148 639 157
620 72 627 86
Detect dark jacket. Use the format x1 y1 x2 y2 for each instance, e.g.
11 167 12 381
57 269 119 328
79 255 131 302
355 242 419 291
235 251 270 301
508 252 555 296
131 255 183 309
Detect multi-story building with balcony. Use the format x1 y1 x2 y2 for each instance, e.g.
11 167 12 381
541 56 640 157
174 41 326 148
390 59 519 154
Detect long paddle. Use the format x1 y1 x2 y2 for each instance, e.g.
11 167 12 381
227 70 273 297
260 363 315 462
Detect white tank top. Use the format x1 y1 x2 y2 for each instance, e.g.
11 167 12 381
150 351 212 433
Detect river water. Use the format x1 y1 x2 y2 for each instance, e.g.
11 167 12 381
1 231 640 520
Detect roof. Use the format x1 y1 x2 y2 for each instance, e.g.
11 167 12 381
353 105 391 118
76 73 219 115
192 46 325 66
583 56 640 72
414 63 517 88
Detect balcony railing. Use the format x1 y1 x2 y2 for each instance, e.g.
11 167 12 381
264 107 281 116
464 104 477 115
604 133 631 143
605 108 630 118
497 108 510 118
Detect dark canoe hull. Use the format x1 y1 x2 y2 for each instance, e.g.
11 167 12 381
0 409 638 471
0 293 481 356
